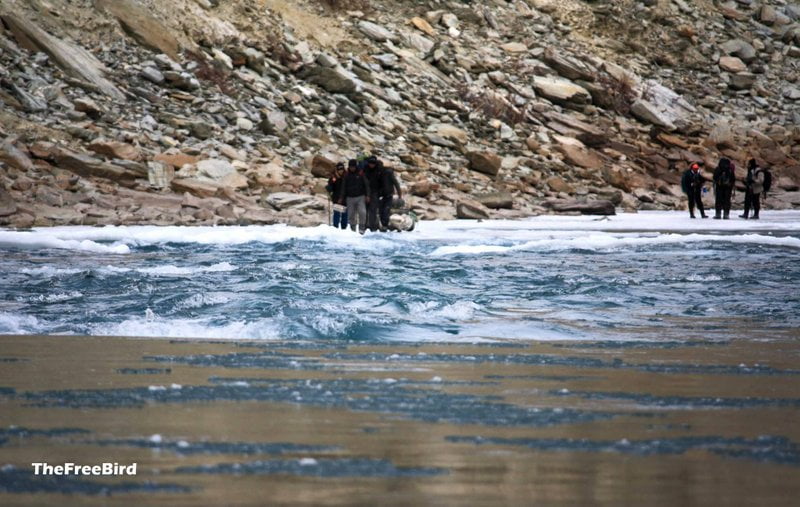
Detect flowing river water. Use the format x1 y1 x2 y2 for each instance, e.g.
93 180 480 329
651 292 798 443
1 211 799 505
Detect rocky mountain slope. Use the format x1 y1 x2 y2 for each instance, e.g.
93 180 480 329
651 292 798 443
1 0 799 227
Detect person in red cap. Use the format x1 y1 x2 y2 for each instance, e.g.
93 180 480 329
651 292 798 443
680 162 708 218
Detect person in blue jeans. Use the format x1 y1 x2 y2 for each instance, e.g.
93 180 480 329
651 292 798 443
326 162 348 229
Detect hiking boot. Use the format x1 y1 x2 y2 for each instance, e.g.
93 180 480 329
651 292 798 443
690 214 696 219
739 214 748 219
713 215 721 219
723 212 729 220
701 214 708 219
751 215 759 220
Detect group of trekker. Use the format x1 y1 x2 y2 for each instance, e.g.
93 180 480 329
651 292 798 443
325 155 405 234
681 157 771 220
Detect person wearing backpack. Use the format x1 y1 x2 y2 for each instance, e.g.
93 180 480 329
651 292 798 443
740 159 764 220
681 162 708 219
712 157 735 219
325 162 348 229
342 159 371 234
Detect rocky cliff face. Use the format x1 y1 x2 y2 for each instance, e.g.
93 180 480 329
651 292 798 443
1 0 799 227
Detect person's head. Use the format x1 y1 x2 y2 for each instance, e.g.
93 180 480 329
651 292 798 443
366 155 378 169
335 162 345 176
748 158 757 170
719 157 730 170
348 159 357 172
690 162 700 172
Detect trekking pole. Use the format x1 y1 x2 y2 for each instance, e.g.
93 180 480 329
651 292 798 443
327 195 332 226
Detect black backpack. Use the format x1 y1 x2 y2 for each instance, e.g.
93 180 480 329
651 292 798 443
762 168 772 196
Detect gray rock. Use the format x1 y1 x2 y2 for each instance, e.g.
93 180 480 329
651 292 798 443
197 159 235 181
265 192 317 211
358 21 399 43
140 67 165 84
729 72 757 90
304 66 361 94
532 76 592 104
719 39 757 63
260 111 288 135
547 199 616 215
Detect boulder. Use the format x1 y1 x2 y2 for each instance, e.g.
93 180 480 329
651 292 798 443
358 21 399 43
196 159 236 181
630 80 696 132
543 48 595 82
476 192 514 209
547 199 616 215
456 200 490 219
311 153 339 178
410 16 437 36
219 171 249 190
171 178 221 198
719 39 757 63
718 56 747 73
265 192 317 211
260 111 288 135
532 76 592 105
729 73 757 90
546 176 574 194
554 136 604 169
467 151 502 176
0 189 18 217
432 124 468 145
88 141 141 161
148 161 174 189
304 66 361 94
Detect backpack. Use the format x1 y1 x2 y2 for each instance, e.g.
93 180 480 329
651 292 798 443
681 170 692 194
762 168 772 196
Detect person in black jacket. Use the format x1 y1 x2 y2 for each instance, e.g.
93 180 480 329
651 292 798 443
740 158 765 220
712 157 735 220
377 164 402 231
681 162 707 219
325 162 348 229
342 159 370 234
364 156 382 232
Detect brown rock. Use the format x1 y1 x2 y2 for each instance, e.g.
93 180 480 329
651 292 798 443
411 180 432 197
554 136 604 169
476 192 514 209
171 178 221 198
467 151 502 176
546 176 574 194
88 141 141 161
311 153 339 178
456 200 490 219
154 152 200 168
719 56 747 74
410 17 437 36
53 148 140 181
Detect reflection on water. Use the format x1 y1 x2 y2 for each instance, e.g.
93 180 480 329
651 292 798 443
1 334 799 505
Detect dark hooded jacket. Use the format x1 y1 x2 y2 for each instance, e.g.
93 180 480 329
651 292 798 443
343 168 370 199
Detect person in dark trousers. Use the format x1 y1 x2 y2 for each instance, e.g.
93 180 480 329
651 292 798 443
342 159 370 234
363 156 382 232
377 164 403 232
325 162 348 229
712 157 735 220
740 158 764 220
681 162 707 218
